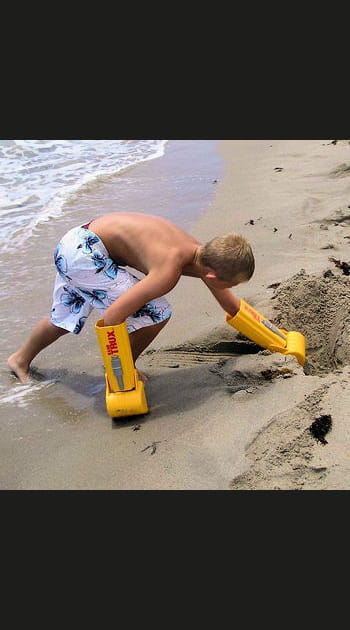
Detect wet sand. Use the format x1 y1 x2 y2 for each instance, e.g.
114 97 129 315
2 139 350 489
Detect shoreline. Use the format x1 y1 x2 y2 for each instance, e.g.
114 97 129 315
2 140 350 489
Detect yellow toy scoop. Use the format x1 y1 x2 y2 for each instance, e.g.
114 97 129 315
95 319 149 418
226 299 306 367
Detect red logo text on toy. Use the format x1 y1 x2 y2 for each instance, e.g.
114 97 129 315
106 330 119 355
244 304 261 323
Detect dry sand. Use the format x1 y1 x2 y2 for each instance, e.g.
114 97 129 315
2 139 350 490
139 139 350 490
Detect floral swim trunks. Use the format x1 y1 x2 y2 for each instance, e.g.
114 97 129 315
50 225 172 334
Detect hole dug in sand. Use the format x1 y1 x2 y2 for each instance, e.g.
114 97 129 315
271 268 350 375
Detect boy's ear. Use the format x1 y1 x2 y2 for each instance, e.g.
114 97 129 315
204 268 218 280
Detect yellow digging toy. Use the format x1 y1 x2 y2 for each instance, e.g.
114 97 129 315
226 299 306 367
95 319 149 418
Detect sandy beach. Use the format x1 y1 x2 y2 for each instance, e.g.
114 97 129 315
1 139 350 490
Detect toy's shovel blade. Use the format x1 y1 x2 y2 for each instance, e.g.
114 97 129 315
285 331 306 367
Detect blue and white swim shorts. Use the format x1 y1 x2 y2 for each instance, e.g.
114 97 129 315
50 225 172 334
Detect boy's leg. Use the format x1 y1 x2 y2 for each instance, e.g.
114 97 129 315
129 318 170 361
8 315 170 384
7 317 69 383
129 317 170 381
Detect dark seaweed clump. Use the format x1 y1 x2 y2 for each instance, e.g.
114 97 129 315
309 415 332 445
329 257 350 276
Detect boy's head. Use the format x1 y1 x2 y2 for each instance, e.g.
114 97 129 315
198 233 255 286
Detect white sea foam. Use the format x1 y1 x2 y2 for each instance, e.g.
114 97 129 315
0 379 56 407
0 140 168 251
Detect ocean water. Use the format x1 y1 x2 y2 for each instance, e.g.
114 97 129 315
0 139 224 406
0 140 226 488
0 139 168 252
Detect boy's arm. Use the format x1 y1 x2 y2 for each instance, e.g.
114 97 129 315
203 283 241 317
103 268 181 326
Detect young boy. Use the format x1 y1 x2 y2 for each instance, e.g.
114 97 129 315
7 212 255 383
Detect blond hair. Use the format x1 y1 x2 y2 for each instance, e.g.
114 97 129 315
199 233 255 283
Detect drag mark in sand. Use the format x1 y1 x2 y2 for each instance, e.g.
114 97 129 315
143 339 262 370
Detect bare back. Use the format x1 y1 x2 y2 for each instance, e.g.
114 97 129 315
85 213 205 326
89 212 201 277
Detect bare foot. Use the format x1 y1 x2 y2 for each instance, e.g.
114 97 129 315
136 369 149 384
7 353 30 383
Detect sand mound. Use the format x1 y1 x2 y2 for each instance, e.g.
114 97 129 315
271 269 350 375
230 384 331 490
